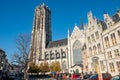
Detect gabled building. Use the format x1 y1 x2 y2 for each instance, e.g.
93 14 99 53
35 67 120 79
102 10 120 76
85 11 108 74
29 3 120 75
29 3 85 73
44 38 68 73
68 25 85 73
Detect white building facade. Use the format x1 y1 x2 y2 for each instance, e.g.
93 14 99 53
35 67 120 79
29 3 120 75
102 11 120 76
68 25 85 73
85 11 108 74
44 39 68 73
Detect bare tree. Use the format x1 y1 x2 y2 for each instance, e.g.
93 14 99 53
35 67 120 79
12 34 31 80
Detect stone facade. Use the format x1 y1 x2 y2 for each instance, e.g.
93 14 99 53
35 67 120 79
68 26 85 73
85 11 107 74
30 3 52 64
44 39 68 73
102 11 120 76
30 3 120 75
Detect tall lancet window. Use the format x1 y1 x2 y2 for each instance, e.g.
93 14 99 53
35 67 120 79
73 40 82 64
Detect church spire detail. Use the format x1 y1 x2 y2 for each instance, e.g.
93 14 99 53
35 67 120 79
80 18 83 29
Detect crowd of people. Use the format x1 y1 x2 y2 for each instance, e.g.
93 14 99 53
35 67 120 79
50 71 118 80
51 72 88 80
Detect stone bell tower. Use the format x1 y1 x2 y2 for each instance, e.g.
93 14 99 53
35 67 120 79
30 3 52 64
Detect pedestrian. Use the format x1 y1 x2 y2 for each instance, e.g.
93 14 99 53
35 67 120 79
58 73 62 80
62 74 67 80
66 74 70 80
55 74 59 80
89 71 93 76
80 73 83 80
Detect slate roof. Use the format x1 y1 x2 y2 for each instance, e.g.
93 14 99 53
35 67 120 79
47 38 68 48
111 11 120 23
96 19 107 31
102 11 120 31
100 20 107 31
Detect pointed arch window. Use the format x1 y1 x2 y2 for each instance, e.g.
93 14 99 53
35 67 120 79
89 47 92 56
95 31 99 39
87 36 91 44
62 61 67 70
91 34 95 42
62 52 66 58
97 43 101 53
93 45 97 55
50 53 54 59
45 54 49 60
56 52 60 59
73 40 82 64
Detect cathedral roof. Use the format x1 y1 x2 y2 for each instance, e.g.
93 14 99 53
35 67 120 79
47 38 68 48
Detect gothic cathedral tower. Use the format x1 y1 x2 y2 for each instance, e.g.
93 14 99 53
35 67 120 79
30 3 52 64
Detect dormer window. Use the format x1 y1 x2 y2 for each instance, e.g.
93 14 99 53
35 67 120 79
45 54 49 60
62 52 66 58
108 22 112 27
56 52 60 59
50 53 54 59
105 19 107 22
104 13 114 28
